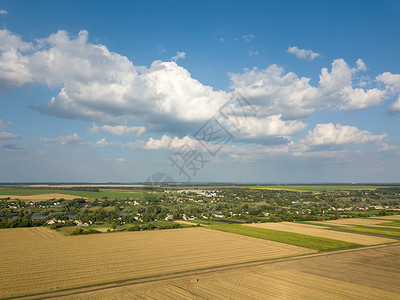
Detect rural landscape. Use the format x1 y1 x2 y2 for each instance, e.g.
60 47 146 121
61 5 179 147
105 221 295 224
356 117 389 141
1 1 400 299
1 183 400 298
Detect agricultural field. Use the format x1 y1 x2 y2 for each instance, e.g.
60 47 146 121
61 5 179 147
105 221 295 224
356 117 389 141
314 218 398 226
27 184 143 188
0 226 62 243
208 223 362 251
377 221 400 227
42 244 400 300
0 193 85 201
248 184 397 192
305 217 400 238
244 222 397 245
2 184 400 231
1 184 400 298
0 187 153 200
0 227 315 298
373 214 400 220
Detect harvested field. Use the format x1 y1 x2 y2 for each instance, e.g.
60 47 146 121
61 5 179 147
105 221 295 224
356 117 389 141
245 222 396 245
210 224 361 251
346 226 400 235
313 217 400 230
314 218 395 226
26 184 143 188
93 227 111 232
250 187 306 192
52 244 400 299
0 227 315 298
377 221 400 227
174 220 201 226
0 193 87 201
0 227 63 244
372 215 400 220
247 185 390 192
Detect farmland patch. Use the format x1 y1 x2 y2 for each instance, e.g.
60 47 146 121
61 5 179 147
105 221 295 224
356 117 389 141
245 222 396 245
0 227 315 298
208 223 362 251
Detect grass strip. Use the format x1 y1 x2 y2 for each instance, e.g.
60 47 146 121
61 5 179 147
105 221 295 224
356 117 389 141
347 226 400 235
207 224 361 251
376 221 400 227
302 222 400 240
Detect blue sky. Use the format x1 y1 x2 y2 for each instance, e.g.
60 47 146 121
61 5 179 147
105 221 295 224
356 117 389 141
0 0 400 183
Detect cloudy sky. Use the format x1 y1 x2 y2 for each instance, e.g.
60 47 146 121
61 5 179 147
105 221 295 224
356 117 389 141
1 0 400 183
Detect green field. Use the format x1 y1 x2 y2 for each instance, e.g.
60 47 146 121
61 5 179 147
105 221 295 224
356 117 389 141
0 188 164 200
181 184 399 192
207 224 362 251
248 185 397 192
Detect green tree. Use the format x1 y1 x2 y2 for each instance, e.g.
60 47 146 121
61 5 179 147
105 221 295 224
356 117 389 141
111 221 117 231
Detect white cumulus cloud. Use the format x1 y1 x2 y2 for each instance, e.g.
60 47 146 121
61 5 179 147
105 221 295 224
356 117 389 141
144 135 173 150
390 95 400 113
3 29 227 128
1 29 399 145
242 34 256 42
249 50 258 57
41 133 85 145
339 87 387 111
144 135 197 150
0 30 34 90
123 135 198 151
0 10 7 15
303 123 387 146
222 115 307 140
94 138 113 147
355 58 367 71
230 64 321 119
376 72 400 113
90 124 145 136
376 72 400 93
170 51 186 62
232 58 389 118
41 133 114 147
287 46 320 60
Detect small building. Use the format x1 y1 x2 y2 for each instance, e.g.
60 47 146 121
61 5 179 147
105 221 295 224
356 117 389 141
165 214 174 221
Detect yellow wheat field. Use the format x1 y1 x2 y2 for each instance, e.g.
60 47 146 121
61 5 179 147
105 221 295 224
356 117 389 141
174 220 205 226
0 227 315 298
0 227 62 244
250 187 306 192
372 215 400 220
0 193 87 201
313 218 399 227
314 218 392 226
54 244 400 300
244 222 396 245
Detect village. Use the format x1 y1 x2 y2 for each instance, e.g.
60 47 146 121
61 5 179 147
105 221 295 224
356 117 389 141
1 185 400 232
